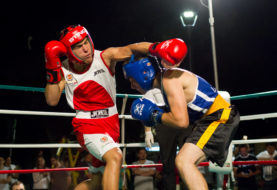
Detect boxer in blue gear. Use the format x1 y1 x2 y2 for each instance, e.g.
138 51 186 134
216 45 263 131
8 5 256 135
123 55 156 91
131 98 164 126
124 55 191 190
124 52 240 190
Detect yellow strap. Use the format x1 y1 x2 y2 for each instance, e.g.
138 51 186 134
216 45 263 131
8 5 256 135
196 121 220 149
196 108 231 149
205 95 231 116
220 108 231 124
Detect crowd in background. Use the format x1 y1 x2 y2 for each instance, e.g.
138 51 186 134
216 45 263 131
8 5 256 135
1 142 277 190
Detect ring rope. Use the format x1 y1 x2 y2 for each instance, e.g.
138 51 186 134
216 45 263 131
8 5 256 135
0 109 133 120
1 84 277 100
1 138 277 148
0 85 142 99
1 160 277 174
1 109 277 121
0 143 151 148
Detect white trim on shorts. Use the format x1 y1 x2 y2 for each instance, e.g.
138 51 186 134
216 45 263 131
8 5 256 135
76 105 118 119
83 133 120 161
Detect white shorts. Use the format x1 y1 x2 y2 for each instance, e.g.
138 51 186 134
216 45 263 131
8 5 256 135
83 133 121 161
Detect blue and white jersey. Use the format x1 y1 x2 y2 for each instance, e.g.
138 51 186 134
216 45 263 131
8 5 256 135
188 75 218 122
161 68 218 123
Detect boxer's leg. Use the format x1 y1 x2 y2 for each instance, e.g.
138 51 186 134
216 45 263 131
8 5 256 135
102 147 122 190
175 143 208 190
83 134 122 190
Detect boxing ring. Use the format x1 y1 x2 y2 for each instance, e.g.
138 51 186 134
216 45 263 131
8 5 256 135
1 84 277 189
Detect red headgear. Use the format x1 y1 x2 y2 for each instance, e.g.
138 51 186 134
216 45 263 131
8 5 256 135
59 25 94 65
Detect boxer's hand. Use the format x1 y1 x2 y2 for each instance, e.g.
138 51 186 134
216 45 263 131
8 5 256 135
149 38 187 65
143 88 165 106
44 40 67 84
145 131 154 148
131 98 164 127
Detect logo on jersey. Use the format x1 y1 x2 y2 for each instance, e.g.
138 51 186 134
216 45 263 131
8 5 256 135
66 73 77 85
100 136 108 143
91 109 109 118
67 74 73 80
94 69 105 76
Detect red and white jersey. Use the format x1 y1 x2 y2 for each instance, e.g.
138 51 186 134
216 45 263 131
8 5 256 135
61 50 117 112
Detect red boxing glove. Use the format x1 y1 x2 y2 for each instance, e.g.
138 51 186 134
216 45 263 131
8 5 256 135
44 40 67 84
149 38 188 65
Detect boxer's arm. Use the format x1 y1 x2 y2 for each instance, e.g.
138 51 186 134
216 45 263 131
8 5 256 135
101 42 152 73
45 79 65 106
160 71 189 128
44 40 67 106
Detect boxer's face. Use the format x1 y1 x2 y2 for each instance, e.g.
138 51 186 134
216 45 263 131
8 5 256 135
129 77 145 94
72 37 93 65
161 59 181 69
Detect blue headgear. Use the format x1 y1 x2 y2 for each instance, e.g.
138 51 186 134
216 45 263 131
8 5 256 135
123 55 156 91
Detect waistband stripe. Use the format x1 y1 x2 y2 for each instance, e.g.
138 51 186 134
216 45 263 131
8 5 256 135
75 105 118 119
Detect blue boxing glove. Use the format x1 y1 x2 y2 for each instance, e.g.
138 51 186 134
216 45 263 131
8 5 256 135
131 98 164 127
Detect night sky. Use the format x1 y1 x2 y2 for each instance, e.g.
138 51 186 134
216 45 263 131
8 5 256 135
1 0 277 172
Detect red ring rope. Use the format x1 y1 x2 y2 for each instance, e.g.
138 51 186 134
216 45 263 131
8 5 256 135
0 160 276 174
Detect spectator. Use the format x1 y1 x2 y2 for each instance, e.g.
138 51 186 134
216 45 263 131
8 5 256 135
49 156 71 190
32 156 50 190
155 159 180 190
76 152 103 190
256 143 277 190
10 181 25 190
0 156 11 190
233 144 260 190
76 152 93 184
132 148 156 190
273 155 277 187
5 157 19 184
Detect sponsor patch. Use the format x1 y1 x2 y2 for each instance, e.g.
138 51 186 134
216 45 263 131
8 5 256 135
91 109 109 118
94 69 105 76
100 136 108 143
66 73 77 84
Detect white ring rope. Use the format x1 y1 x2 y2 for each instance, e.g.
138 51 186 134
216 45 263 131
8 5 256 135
240 112 277 121
0 109 133 119
1 138 277 149
1 109 277 121
0 143 150 148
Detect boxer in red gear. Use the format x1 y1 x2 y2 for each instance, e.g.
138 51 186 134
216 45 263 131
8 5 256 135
44 25 153 190
44 25 184 190
44 41 67 84
149 38 188 65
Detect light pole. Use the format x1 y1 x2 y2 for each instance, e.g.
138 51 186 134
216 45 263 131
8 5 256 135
180 11 197 71
207 0 219 90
